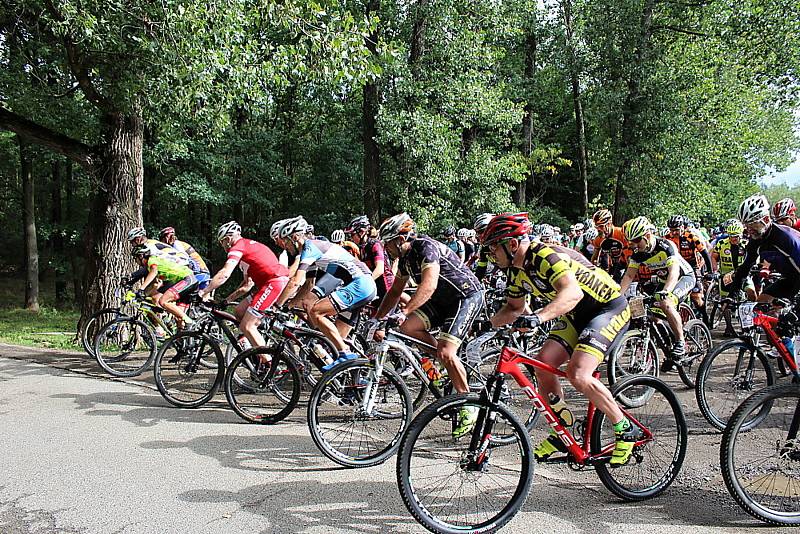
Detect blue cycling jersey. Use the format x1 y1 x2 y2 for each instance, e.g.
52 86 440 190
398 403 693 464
298 239 370 283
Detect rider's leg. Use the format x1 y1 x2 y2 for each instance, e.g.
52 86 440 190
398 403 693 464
533 340 570 403
308 297 348 352
566 351 623 424
658 298 684 344
239 310 266 348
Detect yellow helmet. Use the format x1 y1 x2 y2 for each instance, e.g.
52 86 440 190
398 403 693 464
622 216 654 241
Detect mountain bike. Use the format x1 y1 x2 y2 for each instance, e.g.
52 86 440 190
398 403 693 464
721 382 800 525
696 300 799 431
396 325 687 534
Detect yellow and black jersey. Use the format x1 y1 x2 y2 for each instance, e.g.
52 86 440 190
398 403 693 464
505 242 621 305
628 237 693 281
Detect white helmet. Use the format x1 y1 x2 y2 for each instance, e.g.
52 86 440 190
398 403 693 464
539 224 555 238
378 213 416 242
331 229 345 243
277 216 309 239
585 227 598 241
457 227 469 239
738 194 770 224
473 213 495 234
270 219 287 240
574 222 585 231
216 221 241 241
127 226 147 242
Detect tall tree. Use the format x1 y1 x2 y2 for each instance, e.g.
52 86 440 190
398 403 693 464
18 136 39 311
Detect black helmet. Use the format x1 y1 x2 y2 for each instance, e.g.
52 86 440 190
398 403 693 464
131 244 151 258
667 215 685 229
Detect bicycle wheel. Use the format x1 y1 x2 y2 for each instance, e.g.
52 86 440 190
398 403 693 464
478 347 539 439
721 383 800 525
384 345 428 410
224 346 301 424
677 319 712 389
396 394 532 534
81 307 128 357
679 302 696 323
291 332 337 391
607 329 659 407
308 359 413 467
93 318 157 377
695 339 775 431
591 375 687 500
154 331 225 408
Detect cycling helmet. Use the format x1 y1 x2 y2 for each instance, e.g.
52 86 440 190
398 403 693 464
444 225 456 237
622 216 654 242
574 223 585 231
346 215 371 233
584 227 598 241
482 213 531 246
725 220 744 236
278 216 309 239
378 213 416 242
131 244 151 258
539 224 555 239
127 226 147 242
159 226 175 239
667 215 685 229
306 224 315 235
216 220 241 241
772 198 797 220
457 228 469 239
592 209 613 225
331 229 345 243
270 219 286 240
738 194 770 223
473 213 495 234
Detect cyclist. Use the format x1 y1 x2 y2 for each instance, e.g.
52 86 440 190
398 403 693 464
772 198 800 231
619 216 696 370
459 228 477 266
473 212 495 281
665 215 713 322
330 228 361 259
539 224 555 244
726 194 800 304
198 221 290 350
158 227 211 290
484 212 639 467
274 216 377 370
711 220 754 336
376 213 484 438
127 227 192 266
345 215 396 306
131 244 197 329
590 209 631 279
443 225 465 262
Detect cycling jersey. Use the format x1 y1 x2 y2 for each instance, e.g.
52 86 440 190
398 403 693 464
713 237 748 274
445 238 465 260
628 237 693 282
359 238 395 296
474 246 492 280
148 255 193 284
666 230 709 269
145 239 191 267
298 239 370 282
341 240 361 259
227 238 290 287
506 242 621 306
168 239 209 272
592 227 632 263
399 235 482 301
732 223 800 296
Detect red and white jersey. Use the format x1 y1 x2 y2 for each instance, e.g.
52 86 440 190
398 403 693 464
227 238 289 286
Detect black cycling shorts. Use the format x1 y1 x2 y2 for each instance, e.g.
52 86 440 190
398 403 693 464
548 295 631 363
413 291 484 348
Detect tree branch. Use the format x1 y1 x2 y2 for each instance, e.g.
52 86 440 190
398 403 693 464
653 25 710 38
0 106 96 169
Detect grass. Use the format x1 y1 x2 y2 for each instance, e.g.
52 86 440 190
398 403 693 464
0 276 81 351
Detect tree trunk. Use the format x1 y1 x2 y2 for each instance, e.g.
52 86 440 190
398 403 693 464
19 137 40 312
612 0 656 223
514 27 537 209
410 0 428 72
562 0 589 217
51 159 68 301
79 108 144 330
363 0 382 224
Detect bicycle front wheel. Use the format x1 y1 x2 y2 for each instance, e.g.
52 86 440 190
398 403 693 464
154 331 224 408
81 307 127 357
308 359 413 468
93 318 157 377
224 346 301 424
721 383 800 525
591 375 687 500
678 319 712 389
695 339 775 431
396 394 532 534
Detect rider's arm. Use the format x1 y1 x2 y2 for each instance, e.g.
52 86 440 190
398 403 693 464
662 257 680 294
200 258 239 297
127 266 148 285
711 250 720 272
225 276 255 303
276 268 307 306
534 272 583 322
376 275 408 318
403 263 440 316
139 264 159 291
490 296 527 327
698 246 713 273
618 265 638 293
730 240 759 289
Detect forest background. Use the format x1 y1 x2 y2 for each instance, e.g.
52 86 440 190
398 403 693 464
0 0 798 334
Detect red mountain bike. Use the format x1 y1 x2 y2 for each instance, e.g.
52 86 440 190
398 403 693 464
397 326 688 534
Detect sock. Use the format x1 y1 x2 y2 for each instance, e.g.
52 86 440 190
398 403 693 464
613 417 631 434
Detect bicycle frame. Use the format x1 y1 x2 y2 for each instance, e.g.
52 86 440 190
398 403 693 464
479 345 653 465
752 310 800 379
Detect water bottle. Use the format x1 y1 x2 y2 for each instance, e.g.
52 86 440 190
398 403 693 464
548 393 574 427
420 357 441 381
312 342 333 366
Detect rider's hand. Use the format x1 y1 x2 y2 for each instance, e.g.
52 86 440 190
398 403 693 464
474 319 494 334
386 311 407 327
513 314 541 330
135 289 146 300
722 272 734 286
704 272 719 281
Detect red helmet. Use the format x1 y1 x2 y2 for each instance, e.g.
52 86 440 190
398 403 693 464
159 226 176 239
481 213 531 246
772 198 797 220
593 209 613 225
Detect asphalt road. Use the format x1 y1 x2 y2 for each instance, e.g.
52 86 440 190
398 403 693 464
0 342 795 534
